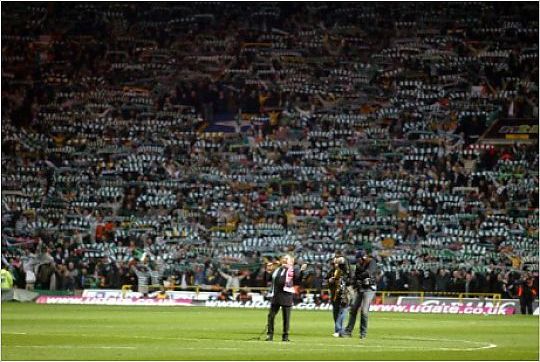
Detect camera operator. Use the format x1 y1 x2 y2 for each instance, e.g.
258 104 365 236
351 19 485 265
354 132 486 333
342 250 377 339
327 254 351 337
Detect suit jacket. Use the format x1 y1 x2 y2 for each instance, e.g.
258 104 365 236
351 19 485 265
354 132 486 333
265 266 304 307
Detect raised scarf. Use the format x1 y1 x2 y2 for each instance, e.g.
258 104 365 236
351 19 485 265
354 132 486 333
283 265 295 293
272 265 295 294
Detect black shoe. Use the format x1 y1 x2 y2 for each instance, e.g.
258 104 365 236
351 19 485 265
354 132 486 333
265 335 273 341
360 335 366 339
340 333 352 338
282 336 290 342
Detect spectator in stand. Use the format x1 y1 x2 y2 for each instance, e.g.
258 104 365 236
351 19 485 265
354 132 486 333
154 286 170 300
217 289 233 301
218 268 247 291
64 262 78 291
449 271 466 293
464 271 477 296
517 276 538 315
236 289 253 303
1 264 14 294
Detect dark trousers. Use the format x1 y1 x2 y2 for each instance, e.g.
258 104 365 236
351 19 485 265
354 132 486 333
332 299 340 323
520 298 534 315
267 303 291 338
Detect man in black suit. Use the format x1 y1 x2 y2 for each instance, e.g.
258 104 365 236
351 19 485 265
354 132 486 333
265 254 307 342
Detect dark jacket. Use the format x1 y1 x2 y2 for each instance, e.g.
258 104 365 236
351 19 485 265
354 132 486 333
435 271 450 292
409 271 421 292
518 281 538 301
265 266 304 307
352 258 377 291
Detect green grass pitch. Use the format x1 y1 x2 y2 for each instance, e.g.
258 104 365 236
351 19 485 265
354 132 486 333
1 302 538 360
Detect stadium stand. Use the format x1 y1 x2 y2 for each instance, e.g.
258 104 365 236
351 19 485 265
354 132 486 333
1 2 538 300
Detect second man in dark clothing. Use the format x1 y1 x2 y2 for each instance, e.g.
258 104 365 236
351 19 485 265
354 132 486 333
342 250 377 339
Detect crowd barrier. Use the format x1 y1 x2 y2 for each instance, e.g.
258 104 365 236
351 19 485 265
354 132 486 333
120 284 503 304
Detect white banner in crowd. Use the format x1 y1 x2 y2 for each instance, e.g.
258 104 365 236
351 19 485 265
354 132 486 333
82 289 221 301
204 300 334 310
36 296 194 306
396 296 539 315
369 304 514 315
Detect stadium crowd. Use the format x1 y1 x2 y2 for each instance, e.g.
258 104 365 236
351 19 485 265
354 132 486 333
1 2 538 300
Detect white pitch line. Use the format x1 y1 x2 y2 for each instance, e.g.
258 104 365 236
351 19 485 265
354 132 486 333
439 344 498 352
384 335 496 346
3 332 497 352
378 336 497 351
375 317 414 321
10 345 240 351
11 345 136 350
163 347 241 351
266 343 497 351
125 334 497 351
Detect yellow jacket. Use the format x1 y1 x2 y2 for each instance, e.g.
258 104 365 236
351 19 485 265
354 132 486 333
1 269 14 289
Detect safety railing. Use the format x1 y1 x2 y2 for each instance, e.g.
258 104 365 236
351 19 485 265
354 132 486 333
377 290 502 304
121 284 501 303
33 289 76 297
